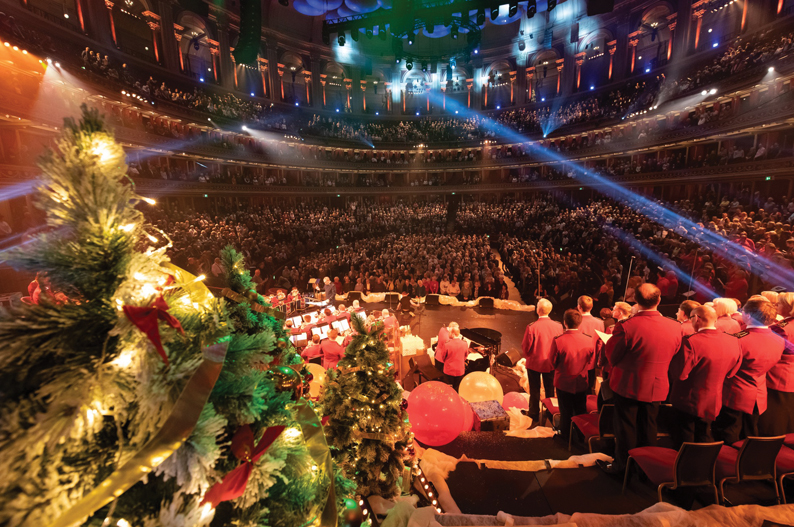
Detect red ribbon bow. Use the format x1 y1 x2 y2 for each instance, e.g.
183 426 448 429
201 425 285 508
123 295 184 365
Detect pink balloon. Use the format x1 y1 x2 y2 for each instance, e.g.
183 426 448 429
407 381 465 446
460 396 474 432
502 391 528 412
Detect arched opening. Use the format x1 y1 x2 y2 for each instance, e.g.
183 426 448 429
178 12 213 81
532 49 560 102
483 59 511 109
635 4 673 72
114 0 157 63
322 62 347 111
579 29 614 90
281 52 306 104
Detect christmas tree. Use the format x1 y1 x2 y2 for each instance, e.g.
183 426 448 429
0 106 352 527
321 315 414 499
0 105 228 526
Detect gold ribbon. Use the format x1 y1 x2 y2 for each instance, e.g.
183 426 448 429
352 431 393 442
337 366 361 375
221 287 286 320
294 400 338 527
48 266 227 527
375 393 390 404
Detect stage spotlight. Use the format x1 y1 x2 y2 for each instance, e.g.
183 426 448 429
518 40 526 51
509 2 518 17
450 57 456 69
351 30 359 42
527 0 537 17
408 38 414 45
422 62 427 72
490 6 499 20
451 25 458 39
476 9 485 25
406 61 413 70
769 66 776 72
338 34 346 46
366 29 373 39
548 0 557 11
278 0 289 5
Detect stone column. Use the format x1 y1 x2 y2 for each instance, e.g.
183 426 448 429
607 40 617 80
217 21 234 89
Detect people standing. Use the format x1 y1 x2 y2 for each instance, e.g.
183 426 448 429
761 292 794 435
521 299 564 422
443 326 468 390
320 329 346 369
677 299 701 336
713 298 785 444
668 305 742 447
434 323 450 373
598 284 682 475
550 310 595 441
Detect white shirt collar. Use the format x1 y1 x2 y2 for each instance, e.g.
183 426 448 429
746 325 769 329
539 315 549 318
697 326 717 332
581 312 592 316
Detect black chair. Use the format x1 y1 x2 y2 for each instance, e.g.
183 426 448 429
716 436 786 505
410 355 444 384
347 291 363 302
570 403 615 453
425 294 440 305
623 442 724 505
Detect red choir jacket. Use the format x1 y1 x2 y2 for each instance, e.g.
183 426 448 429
550 330 595 394
606 311 683 403
722 327 785 414
301 343 322 361
669 329 742 421
443 337 469 377
435 326 450 363
521 316 564 373
320 339 346 370
681 320 695 336
426 280 439 294
770 318 794 392
579 313 605 370
716 315 742 334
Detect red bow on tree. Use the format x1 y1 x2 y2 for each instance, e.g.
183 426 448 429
201 425 286 508
123 295 184 365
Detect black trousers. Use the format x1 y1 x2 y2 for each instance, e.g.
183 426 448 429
447 375 463 392
527 369 555 420
613 392 660 470
713 405 760 445
597 372 614 411
759 389 794 436
671 407 713 449
557 389 588 440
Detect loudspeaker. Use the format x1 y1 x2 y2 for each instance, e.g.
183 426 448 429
495 348 522 367
425 294 440 305
571 22 579 43
234 0 262 64
586 0 614 16
384 292 400 303
479 297 494 308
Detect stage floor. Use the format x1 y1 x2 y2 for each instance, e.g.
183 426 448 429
351 301 538 354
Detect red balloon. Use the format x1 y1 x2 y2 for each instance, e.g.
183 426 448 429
407 381 465 446
502 391 528 412
460 396 474 432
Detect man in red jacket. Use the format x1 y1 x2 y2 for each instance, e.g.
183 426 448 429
443 326 469 391
434 323 451 373
577 295 605 391
676 299 700 336
521 298 564 422
714 298 785 444
668 305 742 447
550 309 595 441
301 334 323 361
320 329 346 370
761 292 794 435
599 284 683 474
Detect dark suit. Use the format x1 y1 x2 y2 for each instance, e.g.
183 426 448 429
668 329 742 446
521 317 564 419
606 310 682 469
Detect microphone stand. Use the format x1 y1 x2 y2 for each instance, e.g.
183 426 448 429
624 256 636 301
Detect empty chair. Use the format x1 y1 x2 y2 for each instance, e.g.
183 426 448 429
586 394 597 413
569 403 615 453
785 433 794 448
411 355 444 384
777 446 794 504
715 435 786 505
541 397 561 430
623 442 724 505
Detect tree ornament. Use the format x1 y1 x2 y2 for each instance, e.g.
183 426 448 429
277 337 289 349
341 498 364 527
400 399 409 410
266 365 303 400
